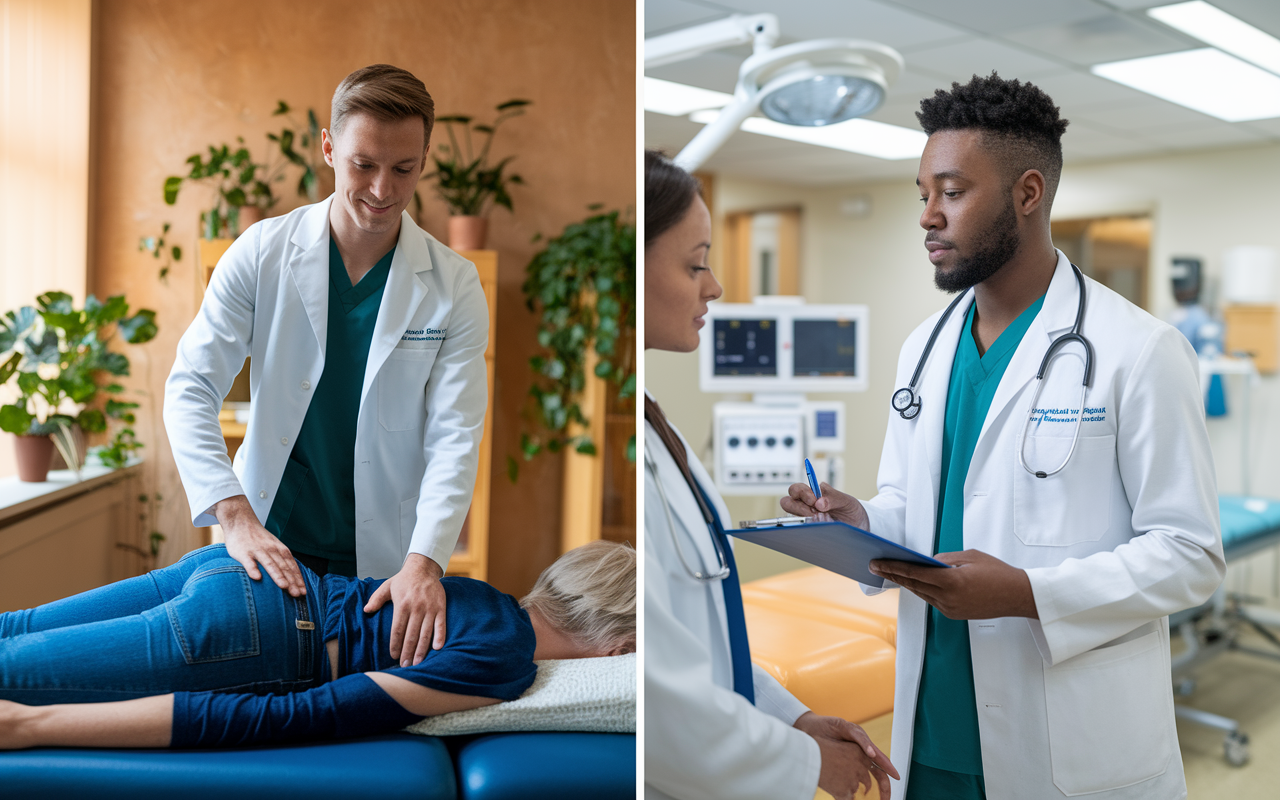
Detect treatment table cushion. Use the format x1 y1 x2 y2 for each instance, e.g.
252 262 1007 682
742 567 899 646
0 733 456 800
454 732 636 800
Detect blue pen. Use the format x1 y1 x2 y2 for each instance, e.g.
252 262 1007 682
805 458 822 500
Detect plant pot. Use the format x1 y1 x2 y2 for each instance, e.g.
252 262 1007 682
237 204 267 232
448 216 488 252
13 434 54 482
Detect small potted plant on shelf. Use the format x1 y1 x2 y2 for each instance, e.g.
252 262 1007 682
0 292 158 482
511 205 636 481
164 138 276 240
423 99 531 251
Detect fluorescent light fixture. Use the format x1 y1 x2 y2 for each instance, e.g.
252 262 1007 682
644 77 733 116
1092 48 1280 121
690 108 926 160
1148 1 1280 76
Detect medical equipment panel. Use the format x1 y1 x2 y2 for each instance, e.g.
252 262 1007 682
714 404 804 494
699 301 869 394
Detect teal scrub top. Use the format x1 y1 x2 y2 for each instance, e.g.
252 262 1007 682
265 237 395 576
910 292 1045 776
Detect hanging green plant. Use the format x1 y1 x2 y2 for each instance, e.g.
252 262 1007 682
511 205 636 482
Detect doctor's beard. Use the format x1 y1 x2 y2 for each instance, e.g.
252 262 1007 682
932 198 1020 293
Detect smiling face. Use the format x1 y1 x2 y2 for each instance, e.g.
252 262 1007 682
917 129 1022 293
323 111 427 243
644 194 721 352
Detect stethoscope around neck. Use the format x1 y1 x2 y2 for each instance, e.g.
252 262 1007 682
891 263 1095 479
644 447 731 582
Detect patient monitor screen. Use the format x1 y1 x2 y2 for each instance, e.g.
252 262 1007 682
793 319 858 376
714 318 777 376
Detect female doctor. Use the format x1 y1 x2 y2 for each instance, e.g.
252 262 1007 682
643 149 898 800
782 74 1224 799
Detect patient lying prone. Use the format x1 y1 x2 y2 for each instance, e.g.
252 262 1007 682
0 540 635 749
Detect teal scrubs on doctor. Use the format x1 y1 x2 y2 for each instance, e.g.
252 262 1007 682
265 238 395 577
906 293 1045 800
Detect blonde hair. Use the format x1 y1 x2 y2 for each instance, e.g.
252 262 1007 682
521 540 636 654
331 64 435 147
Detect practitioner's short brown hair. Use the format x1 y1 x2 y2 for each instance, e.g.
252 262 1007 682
331 64 435 148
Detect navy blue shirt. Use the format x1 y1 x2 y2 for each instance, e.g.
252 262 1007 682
172 577 537 747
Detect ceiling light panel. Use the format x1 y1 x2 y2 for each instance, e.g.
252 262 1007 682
1091 48 1280 121
1148 1 1280 75
690 109 927 160
644 77 733 116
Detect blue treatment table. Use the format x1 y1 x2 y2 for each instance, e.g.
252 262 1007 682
1170 495 1280 767
0 732 636 799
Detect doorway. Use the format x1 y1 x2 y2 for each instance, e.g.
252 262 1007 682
1051 215 1152 310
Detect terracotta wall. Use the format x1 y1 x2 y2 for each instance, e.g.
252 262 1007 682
90 0 636 595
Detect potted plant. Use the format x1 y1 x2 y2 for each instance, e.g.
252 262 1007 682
164 138 276 240
423 99 531 251
0 292 158 482
511 206 636 481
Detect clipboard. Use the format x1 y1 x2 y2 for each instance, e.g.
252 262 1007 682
726 520 949 588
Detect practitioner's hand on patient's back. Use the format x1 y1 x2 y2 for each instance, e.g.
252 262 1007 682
215 495 306 597
364 553 448 666
795 712 899 799
780 482 870 529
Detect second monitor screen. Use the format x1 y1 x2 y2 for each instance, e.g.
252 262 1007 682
793 319 857 376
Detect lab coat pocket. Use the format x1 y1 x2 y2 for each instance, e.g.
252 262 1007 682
1043 630 1173 795
378 346 440 432
1013 433 1114 546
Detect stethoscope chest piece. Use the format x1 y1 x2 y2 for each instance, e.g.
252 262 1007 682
891 387 921 420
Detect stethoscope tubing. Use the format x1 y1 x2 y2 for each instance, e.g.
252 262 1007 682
644 447 730 582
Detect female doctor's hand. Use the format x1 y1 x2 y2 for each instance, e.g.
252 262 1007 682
795 711 899 799
780 482 870 530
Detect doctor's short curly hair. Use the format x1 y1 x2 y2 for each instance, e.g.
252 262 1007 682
331 64 435 149
521 540 636 655
917 72 1069 207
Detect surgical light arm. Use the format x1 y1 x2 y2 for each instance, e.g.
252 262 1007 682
643 13 779 69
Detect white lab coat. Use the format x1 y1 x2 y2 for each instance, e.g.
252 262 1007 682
863 250 1224 799
164 198 489 578
644 393 821 800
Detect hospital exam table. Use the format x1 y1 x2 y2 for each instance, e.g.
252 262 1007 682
0 731 636 799
1171 494 1280 767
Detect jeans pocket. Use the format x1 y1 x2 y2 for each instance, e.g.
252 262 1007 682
166 566 261 664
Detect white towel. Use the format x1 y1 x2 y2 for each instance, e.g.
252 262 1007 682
405 652 636 736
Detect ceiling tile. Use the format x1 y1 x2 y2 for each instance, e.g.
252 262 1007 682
1237 117 1280 139
1134 121 1269 149
646 51 743 93
644 0 738 35
1000 13 1195 67
1022 69 1155 111
706 0 968 50
1072 98 1222 131
900 37 1068 82
1200 0 1280 37
885 0 1103 35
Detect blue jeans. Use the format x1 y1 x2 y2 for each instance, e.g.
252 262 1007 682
0 545 328 705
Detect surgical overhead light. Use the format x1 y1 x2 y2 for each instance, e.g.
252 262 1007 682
644 14 904 171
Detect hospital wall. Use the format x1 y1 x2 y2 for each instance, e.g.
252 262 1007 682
86 0 634 595
647 140 1280 586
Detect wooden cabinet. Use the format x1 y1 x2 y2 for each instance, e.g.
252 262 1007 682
0 464 145 612
1225 304 1279 374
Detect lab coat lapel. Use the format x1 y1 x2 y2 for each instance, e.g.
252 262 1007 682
917 290 971 533
361 212 433 407
285 199 333 356
976 251 1078 448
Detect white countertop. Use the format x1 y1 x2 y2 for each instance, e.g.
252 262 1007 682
0 458 143 524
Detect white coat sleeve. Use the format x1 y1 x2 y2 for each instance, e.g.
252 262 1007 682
164 227 259 524
408 264 489 571
645 546 820 800
1026 326 1225 664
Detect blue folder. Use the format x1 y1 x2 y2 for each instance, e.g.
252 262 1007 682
726 520 948 588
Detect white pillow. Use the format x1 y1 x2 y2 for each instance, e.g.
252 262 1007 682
405 652 636 736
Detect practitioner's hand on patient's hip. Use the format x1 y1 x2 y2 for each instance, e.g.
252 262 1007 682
780 482 869 529
215 495 306 597
364 553 447 666
795 711 899 799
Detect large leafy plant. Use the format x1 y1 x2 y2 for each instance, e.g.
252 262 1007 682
164 138 274 239
424 99 531 216
0 293 157 453
512 207 636 481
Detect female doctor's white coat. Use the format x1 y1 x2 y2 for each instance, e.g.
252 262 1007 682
644 393 821 800
865 250 1224 799
164 198 489 578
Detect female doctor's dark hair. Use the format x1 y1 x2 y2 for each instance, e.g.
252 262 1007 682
645 149 702 247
